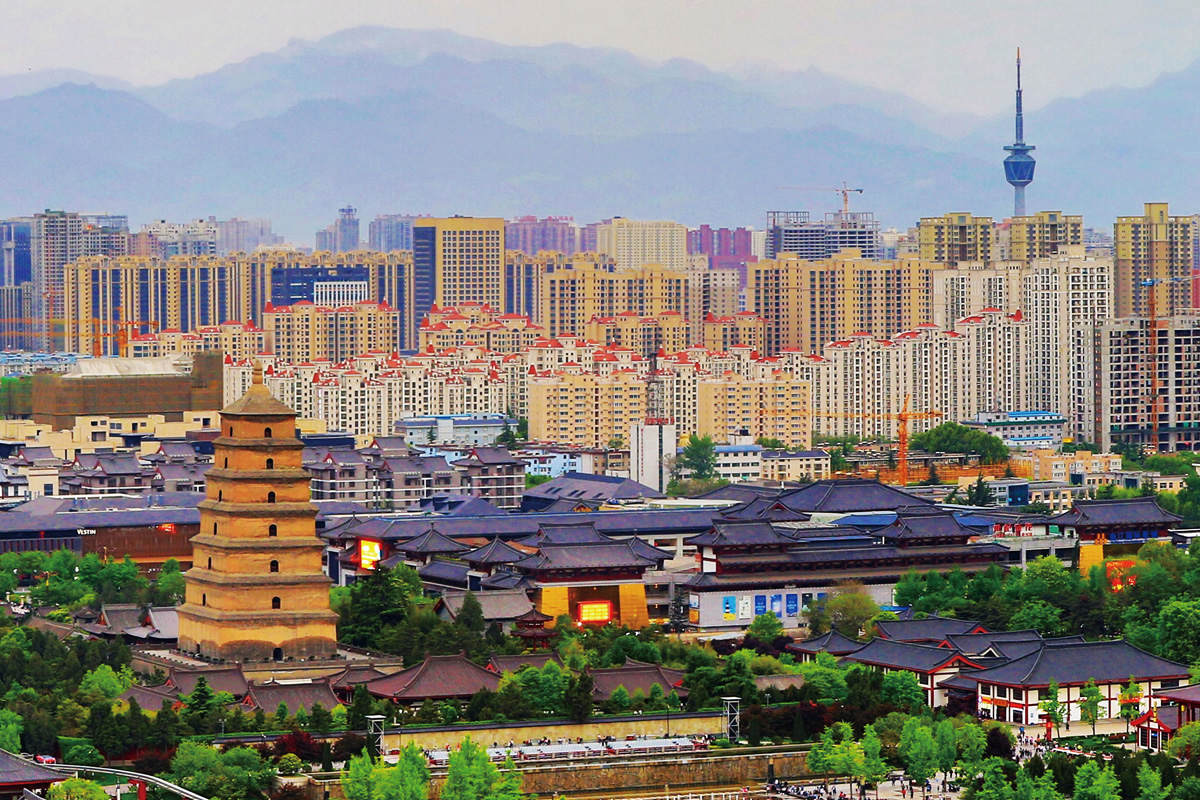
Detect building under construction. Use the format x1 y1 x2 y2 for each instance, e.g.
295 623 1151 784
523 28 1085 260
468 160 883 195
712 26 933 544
0 352 223 428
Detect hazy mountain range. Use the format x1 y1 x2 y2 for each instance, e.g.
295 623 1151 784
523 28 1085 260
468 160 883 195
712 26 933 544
2 26 1199 242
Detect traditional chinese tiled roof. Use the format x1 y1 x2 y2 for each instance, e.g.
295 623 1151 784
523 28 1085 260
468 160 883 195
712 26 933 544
686 520 800 547
395 526 471 555
439 589 532 621
843 638 983 673
243 678 340 712
364 654 501 701
462 538 528 566
588 660 688 700
877 514 978 542
773 479 937 513
875 617 988 642
786 629 864 656
488 653 562 673
0 749 62 787
168 666 249 698
1053 496 1182 528
514 540 663 571
521 472 664 511
966 640 1188 687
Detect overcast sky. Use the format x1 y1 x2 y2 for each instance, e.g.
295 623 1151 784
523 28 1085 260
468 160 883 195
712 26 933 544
7 0 1200 115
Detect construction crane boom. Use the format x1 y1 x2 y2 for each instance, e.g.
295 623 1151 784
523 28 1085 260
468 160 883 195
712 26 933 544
776 181 865 214
764 393 942 485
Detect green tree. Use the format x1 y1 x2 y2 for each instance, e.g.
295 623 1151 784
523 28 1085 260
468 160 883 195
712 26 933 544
441 737 498 800
181 675 216 732
65 744 104 767
903 726 938 796
911 422 1009 463
78 664 133 702
277 753 304 776
826 583 879 637
1009 600 1065 637
491 757 525 800
609 685 631 713
1119 676 1144 734
756 437 786 450
349 684 373 732
934 719 957 780
966 476 994 507
1073 761 1121 800
881 670 926 712
829 739 867 785
48 778 108 800
1078 679 1103 736
309 702 333 733
0 709 21 752
1039 680 1066 739
974 758 1016 800
956 725 987 774
746 612 783 642
862 724 888 787
1137 762 1170 800
149 700 180 750
456 592 486 633
1168 722 1200 760
156 558 186 604
1155 600 1200 664
677 434 718 480
166 741 275 800
564 672 594 722
342 750 377 800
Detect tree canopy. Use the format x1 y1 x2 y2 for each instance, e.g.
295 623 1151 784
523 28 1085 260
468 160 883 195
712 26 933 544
911 422 1009 463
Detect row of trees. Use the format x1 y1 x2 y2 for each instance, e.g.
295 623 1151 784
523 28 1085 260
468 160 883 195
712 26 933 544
891 545 1200 663
3 550 185 609
343 738 526 800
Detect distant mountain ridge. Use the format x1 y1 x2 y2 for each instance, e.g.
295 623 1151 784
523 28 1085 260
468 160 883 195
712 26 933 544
1 27 1199 240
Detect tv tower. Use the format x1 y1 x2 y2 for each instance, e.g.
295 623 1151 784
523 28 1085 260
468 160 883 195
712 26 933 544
1003 48 1036 216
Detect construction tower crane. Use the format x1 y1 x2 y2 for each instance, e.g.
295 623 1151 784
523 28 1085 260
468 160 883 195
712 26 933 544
775 181 865 214
764 393 942 485
1138 275 1200 453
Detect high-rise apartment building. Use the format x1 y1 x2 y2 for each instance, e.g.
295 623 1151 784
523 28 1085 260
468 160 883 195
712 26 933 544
137 219 218 258
0 219 32 286
595 218 688 272
582 312 691 358
214 218 282 255
696 372 810 447
783 309 1031 441
1086 315 1200 452
369 214 418 252
335 206 359 253
314 207 361 253
413 217 506 320
534 258 689 338
765 211 883 260
506 216 578 256
918 213 996 264
927 248 1111 439
261 300 400 363
1000 211 1083 262
1114 202 1198 317
63 251 417 355
688 224 758 284
32 210 129 350
748 252 942 355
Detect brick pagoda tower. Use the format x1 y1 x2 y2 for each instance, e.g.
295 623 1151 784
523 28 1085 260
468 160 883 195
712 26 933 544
177 363 338 662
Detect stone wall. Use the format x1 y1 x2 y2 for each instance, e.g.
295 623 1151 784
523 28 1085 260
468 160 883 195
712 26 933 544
380 711 724 751
310 747 809 800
